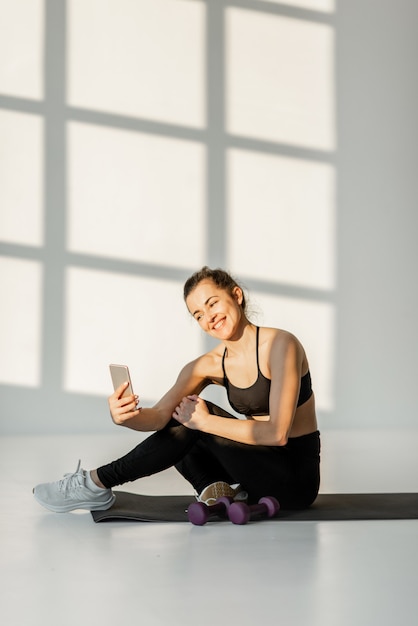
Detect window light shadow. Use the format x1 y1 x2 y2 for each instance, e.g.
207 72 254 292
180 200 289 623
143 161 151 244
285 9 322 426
67 0 206 128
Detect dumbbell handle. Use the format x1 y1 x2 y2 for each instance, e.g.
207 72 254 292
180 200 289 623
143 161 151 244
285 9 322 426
188 496 233 526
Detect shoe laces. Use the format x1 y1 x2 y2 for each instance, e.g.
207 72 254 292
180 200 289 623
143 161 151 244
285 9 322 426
58 460 85 495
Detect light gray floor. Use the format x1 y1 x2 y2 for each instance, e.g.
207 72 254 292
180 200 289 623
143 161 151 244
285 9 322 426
1 432 418 626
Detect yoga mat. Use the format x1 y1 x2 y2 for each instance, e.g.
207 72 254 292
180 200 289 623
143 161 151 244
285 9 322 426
91 491 418 523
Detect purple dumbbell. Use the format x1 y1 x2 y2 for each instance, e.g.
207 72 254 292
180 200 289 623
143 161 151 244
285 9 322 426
187 496 233 526
228 496 280 525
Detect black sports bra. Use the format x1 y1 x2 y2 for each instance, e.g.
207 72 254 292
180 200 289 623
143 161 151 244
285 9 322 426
222 327 313 417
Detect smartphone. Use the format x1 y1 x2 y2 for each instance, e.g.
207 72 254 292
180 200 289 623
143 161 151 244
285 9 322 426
109 364 134 398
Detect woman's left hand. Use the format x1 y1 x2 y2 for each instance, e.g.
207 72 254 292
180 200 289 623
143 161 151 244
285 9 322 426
172 395 209 430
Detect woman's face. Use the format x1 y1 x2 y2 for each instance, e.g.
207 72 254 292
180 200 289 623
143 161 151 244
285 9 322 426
186 279 244 340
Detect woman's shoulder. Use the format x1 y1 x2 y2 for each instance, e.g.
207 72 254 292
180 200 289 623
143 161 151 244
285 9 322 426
188 344 225 383
259 326 299 343
259 326 305 355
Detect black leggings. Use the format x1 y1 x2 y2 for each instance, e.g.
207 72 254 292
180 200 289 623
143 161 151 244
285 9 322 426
97 402 321 509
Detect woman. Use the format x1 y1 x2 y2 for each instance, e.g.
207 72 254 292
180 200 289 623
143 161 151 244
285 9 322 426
33 267 320 511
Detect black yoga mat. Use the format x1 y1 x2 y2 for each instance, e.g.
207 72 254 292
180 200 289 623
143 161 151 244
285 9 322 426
91 491 418 523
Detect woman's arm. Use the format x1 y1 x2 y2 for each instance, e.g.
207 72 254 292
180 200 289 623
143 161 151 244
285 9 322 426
173 333 303 446
108 357 212 432
263 331 304 444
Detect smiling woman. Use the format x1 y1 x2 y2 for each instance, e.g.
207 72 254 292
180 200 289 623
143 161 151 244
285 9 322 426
33 267 320 512
184 269 247 340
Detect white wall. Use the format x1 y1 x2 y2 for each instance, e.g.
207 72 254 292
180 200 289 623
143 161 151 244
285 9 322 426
1 0 417 447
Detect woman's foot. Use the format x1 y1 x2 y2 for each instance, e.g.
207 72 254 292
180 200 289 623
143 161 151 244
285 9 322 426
198 481 248 506
33 460 116 513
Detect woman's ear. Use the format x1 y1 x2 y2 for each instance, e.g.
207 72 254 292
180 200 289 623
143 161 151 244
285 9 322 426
232 286 243 306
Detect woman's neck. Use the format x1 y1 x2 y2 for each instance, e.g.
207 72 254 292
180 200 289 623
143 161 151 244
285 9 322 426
223 321 257 356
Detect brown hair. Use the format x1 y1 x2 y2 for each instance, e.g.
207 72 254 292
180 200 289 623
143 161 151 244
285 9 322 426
183 266 247 313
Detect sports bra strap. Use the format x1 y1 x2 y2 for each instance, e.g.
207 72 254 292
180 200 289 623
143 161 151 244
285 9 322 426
255 326 260 370
221 346 227 379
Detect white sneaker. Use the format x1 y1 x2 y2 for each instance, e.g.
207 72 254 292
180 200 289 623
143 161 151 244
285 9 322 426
33 460 116 513
197 481 248 506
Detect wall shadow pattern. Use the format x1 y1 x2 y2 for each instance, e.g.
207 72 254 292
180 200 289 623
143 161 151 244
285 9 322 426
0 0 337 434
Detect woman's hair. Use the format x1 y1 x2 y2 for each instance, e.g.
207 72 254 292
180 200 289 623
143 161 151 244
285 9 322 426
183 266 247 314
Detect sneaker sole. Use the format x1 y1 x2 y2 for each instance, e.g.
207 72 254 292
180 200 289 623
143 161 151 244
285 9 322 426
33 492 116 513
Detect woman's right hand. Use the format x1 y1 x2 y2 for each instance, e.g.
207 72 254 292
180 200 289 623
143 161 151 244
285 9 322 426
108 382 141 426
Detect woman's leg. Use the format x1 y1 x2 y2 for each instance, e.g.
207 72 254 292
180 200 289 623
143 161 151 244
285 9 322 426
97 402 320 508
174 401 239 493
33 422 199 514
34 405 319 512
96 401 238 489
174 440 236 492
96 419 199 488
179 430 321 508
